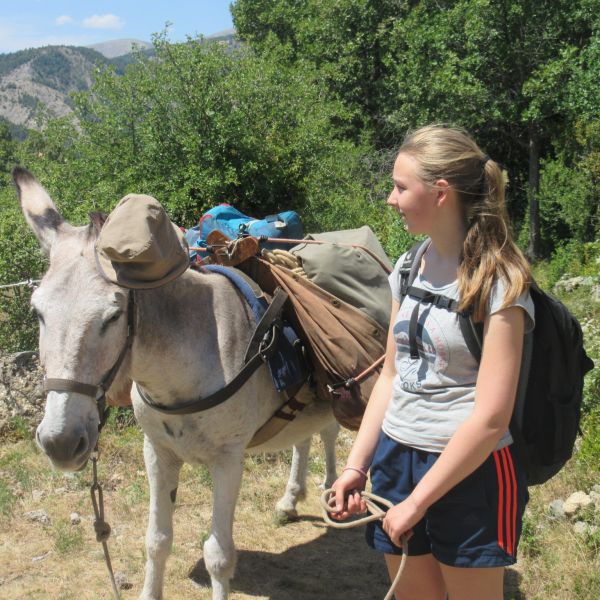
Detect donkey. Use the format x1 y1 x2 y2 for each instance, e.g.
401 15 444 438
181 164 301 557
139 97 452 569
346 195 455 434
14 168 339 600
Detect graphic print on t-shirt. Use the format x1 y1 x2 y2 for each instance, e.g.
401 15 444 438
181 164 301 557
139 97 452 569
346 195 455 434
393 304 450 392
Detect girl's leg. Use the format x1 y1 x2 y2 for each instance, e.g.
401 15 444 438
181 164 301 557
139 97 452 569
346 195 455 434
438 564 504 600
384 553 446 600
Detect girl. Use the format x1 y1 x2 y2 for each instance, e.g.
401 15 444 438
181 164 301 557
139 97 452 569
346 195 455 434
332 125 534 600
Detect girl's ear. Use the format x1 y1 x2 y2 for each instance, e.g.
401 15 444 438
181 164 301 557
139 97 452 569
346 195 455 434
434 179 451 206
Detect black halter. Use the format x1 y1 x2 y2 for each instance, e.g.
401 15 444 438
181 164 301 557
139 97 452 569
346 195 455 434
42 290 136 431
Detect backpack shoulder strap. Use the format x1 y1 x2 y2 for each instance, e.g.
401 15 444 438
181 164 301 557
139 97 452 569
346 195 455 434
458 313 483 363
399 239 430 302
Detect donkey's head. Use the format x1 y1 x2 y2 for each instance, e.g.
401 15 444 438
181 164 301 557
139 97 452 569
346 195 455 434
14 168 131 471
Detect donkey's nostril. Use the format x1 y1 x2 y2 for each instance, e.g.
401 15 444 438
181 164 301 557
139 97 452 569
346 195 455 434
74 436 88 457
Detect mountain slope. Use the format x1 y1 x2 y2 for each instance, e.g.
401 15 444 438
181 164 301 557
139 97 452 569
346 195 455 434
0 46 108 130
87 39 153 59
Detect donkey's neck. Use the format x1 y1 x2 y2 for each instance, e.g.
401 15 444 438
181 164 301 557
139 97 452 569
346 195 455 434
129 270 255 404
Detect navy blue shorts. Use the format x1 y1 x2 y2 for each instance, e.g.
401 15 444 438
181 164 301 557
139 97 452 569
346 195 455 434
366 431 529 567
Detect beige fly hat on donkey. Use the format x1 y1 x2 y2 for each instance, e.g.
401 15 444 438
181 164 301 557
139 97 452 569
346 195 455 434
95 194 189 289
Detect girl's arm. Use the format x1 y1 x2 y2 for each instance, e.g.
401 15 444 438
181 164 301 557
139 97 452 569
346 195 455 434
332 300 400 516
382 305 525 545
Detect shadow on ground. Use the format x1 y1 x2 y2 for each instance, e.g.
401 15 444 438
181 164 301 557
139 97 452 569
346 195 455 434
189 517 526 600
189 520 389 599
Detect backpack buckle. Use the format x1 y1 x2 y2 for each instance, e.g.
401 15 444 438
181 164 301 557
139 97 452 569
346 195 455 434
434 295 453 310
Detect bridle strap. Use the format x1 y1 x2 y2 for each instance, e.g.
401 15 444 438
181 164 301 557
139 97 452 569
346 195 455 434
43 379 99 397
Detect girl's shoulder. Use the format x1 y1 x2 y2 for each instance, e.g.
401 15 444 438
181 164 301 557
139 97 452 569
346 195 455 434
488 277 535 333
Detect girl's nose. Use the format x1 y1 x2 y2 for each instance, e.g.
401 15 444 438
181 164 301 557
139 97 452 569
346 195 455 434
387 189 398 206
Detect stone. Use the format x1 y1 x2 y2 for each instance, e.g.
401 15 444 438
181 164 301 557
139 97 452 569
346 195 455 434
564 491 592 518
31 489 43 502
573 521 589 535
70 512 81 525
24 510 50 525
553 276 594 293
31 551 51 562
0 352 44 439
114 571 133 590
547 499 566 519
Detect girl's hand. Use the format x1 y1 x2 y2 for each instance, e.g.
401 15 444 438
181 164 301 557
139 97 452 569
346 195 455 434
382 496 424 548
330 469 368 520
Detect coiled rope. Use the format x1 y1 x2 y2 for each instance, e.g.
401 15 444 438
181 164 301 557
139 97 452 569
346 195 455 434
261 248 307 278
320 489 408 600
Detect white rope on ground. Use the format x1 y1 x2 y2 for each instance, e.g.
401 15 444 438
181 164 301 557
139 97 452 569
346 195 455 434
320 488 408 600
0 278 40 290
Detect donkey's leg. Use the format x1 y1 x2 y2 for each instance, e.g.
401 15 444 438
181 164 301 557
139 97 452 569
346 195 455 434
320 420 339 489
204 450 244 600
140 436 183 600
275 437 311 520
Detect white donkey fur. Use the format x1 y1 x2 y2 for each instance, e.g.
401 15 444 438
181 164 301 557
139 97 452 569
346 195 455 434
16 170 339 600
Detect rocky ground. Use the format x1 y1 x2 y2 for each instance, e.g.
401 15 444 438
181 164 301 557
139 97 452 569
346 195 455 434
0 351 44 439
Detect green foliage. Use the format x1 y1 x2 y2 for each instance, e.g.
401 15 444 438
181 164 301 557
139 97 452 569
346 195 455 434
0 193 44 352
53 519 84 554
0 478 16 517
67 36 364 227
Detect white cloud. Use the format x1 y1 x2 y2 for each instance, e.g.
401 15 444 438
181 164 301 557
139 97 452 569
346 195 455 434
55 15 74 26
0 20 99 53
82 14 125 30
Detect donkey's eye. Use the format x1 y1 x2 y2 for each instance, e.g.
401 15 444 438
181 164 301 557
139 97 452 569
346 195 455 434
100 311 123 334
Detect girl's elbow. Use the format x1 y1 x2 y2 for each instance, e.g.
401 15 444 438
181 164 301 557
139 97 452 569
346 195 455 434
473 410 512 440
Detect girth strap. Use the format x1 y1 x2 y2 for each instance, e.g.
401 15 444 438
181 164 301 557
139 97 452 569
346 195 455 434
137 287 290 415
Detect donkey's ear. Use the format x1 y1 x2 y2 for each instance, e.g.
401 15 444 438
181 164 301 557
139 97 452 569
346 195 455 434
13 167 65 254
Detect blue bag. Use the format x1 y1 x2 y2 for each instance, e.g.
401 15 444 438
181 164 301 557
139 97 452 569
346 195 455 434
185 204 303 254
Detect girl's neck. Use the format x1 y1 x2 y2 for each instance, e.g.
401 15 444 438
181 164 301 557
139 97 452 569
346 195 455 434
427 226 467 263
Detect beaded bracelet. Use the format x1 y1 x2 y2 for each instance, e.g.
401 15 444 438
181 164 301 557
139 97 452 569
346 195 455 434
342 466 369 478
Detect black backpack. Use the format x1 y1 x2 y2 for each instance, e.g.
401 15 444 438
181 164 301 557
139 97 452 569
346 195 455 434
399 239 595 486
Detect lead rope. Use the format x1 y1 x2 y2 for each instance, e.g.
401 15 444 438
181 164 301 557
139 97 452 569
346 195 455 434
90 447 121 600
320 489 408 600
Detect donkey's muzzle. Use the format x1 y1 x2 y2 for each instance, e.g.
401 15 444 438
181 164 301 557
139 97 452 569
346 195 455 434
36 424 91 470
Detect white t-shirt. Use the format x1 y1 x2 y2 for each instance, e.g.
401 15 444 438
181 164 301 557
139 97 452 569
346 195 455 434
382 253 535 454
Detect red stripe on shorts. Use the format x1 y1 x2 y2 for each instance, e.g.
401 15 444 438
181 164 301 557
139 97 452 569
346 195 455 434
500 448 513 555
492 450 505 552
504 446 518 556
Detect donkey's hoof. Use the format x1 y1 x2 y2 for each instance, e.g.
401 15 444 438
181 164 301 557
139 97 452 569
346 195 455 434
274 508 298 524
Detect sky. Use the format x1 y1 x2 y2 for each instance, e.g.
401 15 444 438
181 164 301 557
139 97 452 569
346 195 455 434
0 1 235 54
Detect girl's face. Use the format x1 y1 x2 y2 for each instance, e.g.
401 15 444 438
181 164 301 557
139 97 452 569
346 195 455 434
387 153 439 235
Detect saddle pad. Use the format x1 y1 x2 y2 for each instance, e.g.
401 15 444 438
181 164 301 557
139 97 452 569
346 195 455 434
202 265 307 393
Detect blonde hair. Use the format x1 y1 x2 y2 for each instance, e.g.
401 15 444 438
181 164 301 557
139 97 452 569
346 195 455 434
399 125 531 322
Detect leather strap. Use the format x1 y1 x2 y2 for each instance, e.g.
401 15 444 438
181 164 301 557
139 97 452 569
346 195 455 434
43 379 99 398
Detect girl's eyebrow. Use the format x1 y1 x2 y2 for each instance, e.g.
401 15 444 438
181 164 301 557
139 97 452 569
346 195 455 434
393 177 407 186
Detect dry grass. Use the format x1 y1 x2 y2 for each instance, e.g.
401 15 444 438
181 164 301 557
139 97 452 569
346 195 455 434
0 420 598 600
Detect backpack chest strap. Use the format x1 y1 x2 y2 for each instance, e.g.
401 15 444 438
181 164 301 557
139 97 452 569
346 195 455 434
406 286 480 361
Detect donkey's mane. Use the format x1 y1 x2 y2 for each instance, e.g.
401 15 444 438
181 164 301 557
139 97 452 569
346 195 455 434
87 211 107 241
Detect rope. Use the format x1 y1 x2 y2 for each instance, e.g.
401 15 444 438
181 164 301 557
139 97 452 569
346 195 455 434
0 278 40 290
320 488 408 600
261 248 308 278
90 450 121 600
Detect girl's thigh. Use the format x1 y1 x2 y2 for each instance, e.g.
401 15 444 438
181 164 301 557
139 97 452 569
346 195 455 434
384 553 446 600
438 563 504 600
